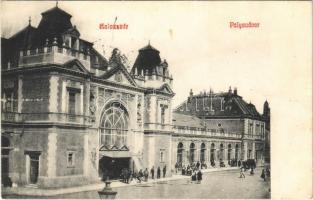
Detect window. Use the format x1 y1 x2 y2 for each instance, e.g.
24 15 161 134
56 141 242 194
210 143 215 162
160 149 165 162
248 123 253 134
3 89 14 112
177 143 184 164
227 144 232 161
100 102 129 148
160 105 168 124
219 144 224 160
67 151 75 167
221 98 225 111
200 143 206 162
189 143 195 163
68 92 76 114
235 144 239 161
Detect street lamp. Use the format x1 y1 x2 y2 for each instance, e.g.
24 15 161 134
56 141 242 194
98 180 117 199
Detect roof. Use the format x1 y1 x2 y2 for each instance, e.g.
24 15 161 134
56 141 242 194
173 113 203 128
139 43 160 52
174 90 263 120
132 43 164 76
41 6 72 18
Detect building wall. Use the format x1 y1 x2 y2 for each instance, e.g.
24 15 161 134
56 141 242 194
143 133 172 177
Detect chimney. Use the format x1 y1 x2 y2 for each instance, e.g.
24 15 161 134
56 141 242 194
234 87 237 95
228 86 232 94
189 89 193 97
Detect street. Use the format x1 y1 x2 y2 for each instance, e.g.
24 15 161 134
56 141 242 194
3 168 270 199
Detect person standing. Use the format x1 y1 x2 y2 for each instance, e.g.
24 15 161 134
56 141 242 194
197 170 203 184
150 166 155 179
239 166 245 178
144 168 149 182
157 166 161 179
163 165 167 178
261 169 266 181
196 161 200 169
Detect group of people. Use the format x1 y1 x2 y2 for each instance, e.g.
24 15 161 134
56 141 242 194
120 165 167 184
191 170 203 184
260 168 271 181
239 165 270 181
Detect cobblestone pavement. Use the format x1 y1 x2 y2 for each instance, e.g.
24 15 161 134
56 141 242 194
3 168 270 199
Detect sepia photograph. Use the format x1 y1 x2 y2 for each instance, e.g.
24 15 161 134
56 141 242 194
0 1 311 199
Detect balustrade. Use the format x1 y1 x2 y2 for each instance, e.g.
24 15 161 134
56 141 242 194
1 111 91 125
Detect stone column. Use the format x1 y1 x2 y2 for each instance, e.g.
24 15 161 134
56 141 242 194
49 75 59 113
18 75 23 113
83 134 89 177
242 141 248 160
84 79 91 116
252 142 256 159
47 132 57 178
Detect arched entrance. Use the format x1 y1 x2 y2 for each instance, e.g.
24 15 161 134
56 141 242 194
219 144 224 161
235 144 239 161
200 143 206 163
227 144 232 162
210 143 215 166
98 101 131 180
177 142 184 165
189 143 195 163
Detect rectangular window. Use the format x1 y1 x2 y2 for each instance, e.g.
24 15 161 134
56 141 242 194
248 123 253 135
160 149 165 163
3 90 14 112
161 106 165 124
68 92 76 114
67 151 75 167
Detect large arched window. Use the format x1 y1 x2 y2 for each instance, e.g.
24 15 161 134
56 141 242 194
100 102 129 148
200 143 206 163
189 143 195 163
177 143 184 164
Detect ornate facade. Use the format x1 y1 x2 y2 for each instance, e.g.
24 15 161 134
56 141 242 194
1 5 269 189
173 88 270 168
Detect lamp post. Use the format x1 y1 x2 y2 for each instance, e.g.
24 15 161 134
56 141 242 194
98 180 117 199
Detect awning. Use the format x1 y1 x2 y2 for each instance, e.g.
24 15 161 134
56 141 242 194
99 151 131 158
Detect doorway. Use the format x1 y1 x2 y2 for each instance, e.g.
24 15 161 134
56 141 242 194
29 154 40 184
99 156 130 180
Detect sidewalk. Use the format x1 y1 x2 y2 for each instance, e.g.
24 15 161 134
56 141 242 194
2 167 239 197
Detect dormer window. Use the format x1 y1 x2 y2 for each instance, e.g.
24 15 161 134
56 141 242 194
221 98 225 111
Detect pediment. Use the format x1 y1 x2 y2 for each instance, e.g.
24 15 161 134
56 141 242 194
63 59 89 74
159 83 174 95
103 66 137 87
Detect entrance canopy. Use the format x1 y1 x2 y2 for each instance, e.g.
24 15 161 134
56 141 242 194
99 150 132 158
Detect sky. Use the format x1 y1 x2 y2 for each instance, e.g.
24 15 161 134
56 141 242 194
0 1 311 113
